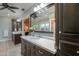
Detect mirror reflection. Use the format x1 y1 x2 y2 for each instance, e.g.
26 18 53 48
30 4 55 34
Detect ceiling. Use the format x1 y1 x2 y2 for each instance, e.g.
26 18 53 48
0 3 35 18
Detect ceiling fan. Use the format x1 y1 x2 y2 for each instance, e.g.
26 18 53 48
0 3 21 13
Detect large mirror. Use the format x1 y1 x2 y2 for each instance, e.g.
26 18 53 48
30 4 55 33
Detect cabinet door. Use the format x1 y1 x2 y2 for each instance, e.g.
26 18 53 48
62 4 79 33
59 4 79 56
14 34 21 44
59 3 79 34
21 40 27 56
26 42 31 56
26 42 36 56
21 39 36 56
30 45 36 56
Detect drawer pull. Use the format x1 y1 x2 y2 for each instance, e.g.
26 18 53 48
38 50 44 54
76 51 79 54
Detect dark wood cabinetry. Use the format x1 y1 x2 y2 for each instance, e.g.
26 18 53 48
60 41 79 56
21 39 36 56
59 4 79 56
21 39 54 56
21 41 26 56
26 42 36 56
12 34 22 44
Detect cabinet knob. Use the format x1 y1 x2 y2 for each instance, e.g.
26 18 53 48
38 50 44 54
59 31 61 34
76 51 79 54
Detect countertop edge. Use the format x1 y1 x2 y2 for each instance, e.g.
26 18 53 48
21 36 56 54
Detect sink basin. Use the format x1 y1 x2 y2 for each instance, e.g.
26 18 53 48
31 37 41 40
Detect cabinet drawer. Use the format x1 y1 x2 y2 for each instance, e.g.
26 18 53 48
36 46 53 56
60 33 79 43
60 42 79 56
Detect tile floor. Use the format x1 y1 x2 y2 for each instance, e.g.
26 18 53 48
0 40 21 56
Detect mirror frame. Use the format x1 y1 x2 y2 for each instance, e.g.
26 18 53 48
30 3 55 33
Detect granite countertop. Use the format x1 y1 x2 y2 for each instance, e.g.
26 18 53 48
21 35 56 54
12 31 22 34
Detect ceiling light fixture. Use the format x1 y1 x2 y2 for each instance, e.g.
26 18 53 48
34 3 49 12
34 5 41 12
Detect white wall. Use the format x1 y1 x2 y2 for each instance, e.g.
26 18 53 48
0 16 11 40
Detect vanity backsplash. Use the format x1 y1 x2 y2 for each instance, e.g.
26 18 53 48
30 32 55 40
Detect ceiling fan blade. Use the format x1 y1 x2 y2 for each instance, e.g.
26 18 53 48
0 7 6 10
8 8 16 13
9 6 19 9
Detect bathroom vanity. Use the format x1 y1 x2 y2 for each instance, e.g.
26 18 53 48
21 35 56 56
12 31 22 44
11 19 22 44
